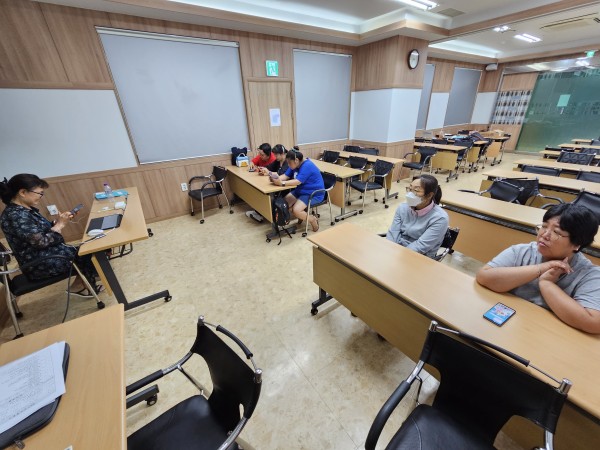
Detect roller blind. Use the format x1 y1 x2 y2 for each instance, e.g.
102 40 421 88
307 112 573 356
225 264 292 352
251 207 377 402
416 64 435 130
293 50 352 144
98 28 249 163
444 67 482 126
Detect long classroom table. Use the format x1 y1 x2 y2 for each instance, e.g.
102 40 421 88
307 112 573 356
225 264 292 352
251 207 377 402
413 142 469 181
441 189 600 265
308 223 600 448
572 138 594 145
307 223 600 449
514 158 600 178
540 149 600 161
560 143 600 150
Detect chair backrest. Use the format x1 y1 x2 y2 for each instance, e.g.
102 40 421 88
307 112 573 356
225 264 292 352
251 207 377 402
418 146 437 161
579 147 599 155
371 160 394 187
191 321 261 430
347 155 368 170
212 165 228 184
487 179 523 203
322 150 340 164
572 190 600 222
414 137 426 143
521 165 562 177
591 139 600 146
434 227 459 262
432 138 448 144
358 147 380 156
322 172 337 190
343 145 361 153
501 177 539 205
546 145 568 151
420 325 569 443
557 151 594 165
576 171 600 183
453 139 474 149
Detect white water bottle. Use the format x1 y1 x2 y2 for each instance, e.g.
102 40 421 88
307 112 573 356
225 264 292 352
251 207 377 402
103 183 114 203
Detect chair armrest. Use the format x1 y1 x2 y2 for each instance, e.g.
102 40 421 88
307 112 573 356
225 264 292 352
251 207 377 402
365 380 413 450
377 233 386 237
458 189 482 195
199 180 220 191
126 369 165 396
188 175 212 186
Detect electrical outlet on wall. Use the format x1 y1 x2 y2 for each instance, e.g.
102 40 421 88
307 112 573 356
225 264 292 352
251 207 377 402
181 183 188 191
47 205 59 215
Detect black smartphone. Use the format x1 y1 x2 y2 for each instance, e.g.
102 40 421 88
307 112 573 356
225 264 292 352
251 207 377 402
483 302 516 326
70 203 84 215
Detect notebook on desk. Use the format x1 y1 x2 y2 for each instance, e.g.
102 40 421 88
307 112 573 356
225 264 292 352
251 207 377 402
86 213 123 232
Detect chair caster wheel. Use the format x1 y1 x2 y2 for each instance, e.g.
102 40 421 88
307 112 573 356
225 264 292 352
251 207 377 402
347 201 351 206
200 219 205 224
97 301 106 309
311 308 318 316
229 210 234 214
330 222 334 226
385 205 389 209
219 205 223 209
266 238 271 243
377 333 386 341
147 395 158 406
374 199 379 202
302 232 307 237
16 312 23 318
147 228 154 237
395 195 398 199
335 218 340 222
190 212 195 216
165 295 172 302
359 210 363 214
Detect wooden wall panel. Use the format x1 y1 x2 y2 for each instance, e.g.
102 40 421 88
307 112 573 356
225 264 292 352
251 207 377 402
479 64 504 92
354 36 428 91
500 73 538 92
40 3 113 84
0 0 68 84
246 33 288 79
108 13 168 34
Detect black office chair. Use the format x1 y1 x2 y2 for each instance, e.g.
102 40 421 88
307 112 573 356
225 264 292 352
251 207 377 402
591 139 600 146
0 243 104 338
343 145 361 153
571 190 600 222
452 139 473 174
414 137 426 143
521 165 562 177
366 320 572 450
344 155 369 201
579 147 599 155
432 138 448 144
358 147 380 156
576 170 600 183
348 159 394 214
188 165 232 224
433 227 460 262
557 151 595 165
320 150 340 164
127 315 262 450
302 172 336 237
402 147 437 177
459 178 523 204
503 177 563 208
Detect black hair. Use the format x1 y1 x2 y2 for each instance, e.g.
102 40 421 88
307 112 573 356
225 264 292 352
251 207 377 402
258 143 272 156
0 174 49 205
272 144 287 155
543 203 599 251
414 174 442 204
286 148 304 161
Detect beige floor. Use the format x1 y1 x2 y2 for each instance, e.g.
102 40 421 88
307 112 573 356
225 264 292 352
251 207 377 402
1 153 528 449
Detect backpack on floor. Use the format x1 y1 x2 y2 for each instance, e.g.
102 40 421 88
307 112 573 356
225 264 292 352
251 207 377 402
272 196 290 227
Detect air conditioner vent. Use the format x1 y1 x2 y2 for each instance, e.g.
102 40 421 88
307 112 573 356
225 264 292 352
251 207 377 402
540 14 600 32
436 8 465 18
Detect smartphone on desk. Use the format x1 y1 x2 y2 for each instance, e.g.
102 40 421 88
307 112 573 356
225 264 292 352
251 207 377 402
70 203 84 215
483 302 516 326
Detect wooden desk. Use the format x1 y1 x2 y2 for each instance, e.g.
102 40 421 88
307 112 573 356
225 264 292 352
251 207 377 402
572 139 594 145
307 223 600 449
79 187 171 310
441 189 600 265
0 305 125 449
413 142 469 181
480 134 510 164
514 158 600 178
540 150 600 161
560 143 600 150
480 168 600 205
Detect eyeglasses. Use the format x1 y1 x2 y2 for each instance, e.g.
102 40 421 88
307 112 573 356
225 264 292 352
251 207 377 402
535 224 568 241
28 190 44 197
405 186 424 194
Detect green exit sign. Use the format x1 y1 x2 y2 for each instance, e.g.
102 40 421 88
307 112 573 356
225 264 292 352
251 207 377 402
266 60 279 77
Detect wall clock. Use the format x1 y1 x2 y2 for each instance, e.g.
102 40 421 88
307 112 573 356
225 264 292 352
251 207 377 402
408 49 420 69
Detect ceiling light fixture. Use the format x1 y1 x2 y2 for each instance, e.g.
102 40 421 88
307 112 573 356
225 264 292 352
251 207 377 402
514 33 542 43
397 0 438 11
493 25 510 32
576 60 590 67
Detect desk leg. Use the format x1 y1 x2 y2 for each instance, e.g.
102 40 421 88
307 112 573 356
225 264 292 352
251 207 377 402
95 251 172 311
335 178 359 222
310 288 333 315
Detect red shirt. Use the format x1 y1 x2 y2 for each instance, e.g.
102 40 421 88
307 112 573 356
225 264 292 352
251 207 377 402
252 153 276 167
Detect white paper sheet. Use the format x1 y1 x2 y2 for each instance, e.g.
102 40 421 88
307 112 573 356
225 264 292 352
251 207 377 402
269 108 281 127
0 341 66 434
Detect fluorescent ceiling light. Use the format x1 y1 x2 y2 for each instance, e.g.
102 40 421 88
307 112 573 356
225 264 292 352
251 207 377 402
514 33 541 43
493 25 510 32
396 0 438 11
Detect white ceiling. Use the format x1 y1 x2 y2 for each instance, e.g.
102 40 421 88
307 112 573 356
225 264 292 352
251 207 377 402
38 0 600 62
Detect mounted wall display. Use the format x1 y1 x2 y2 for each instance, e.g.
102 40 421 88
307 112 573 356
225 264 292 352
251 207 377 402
293 50 352 144
97 27 249 164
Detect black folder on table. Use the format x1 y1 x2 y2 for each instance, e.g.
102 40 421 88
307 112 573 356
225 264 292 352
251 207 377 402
0 343 70 449
86 213 123 232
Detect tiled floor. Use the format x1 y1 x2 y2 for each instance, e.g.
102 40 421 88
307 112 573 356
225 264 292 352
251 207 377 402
1 153 526 449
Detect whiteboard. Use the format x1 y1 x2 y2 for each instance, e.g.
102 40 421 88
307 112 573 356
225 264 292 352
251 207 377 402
0 89 136 178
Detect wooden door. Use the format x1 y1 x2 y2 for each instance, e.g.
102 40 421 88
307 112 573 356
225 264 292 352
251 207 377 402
247 81 295 149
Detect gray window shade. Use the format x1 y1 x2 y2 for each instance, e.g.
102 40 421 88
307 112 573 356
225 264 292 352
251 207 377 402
98 28 249 163
293 50 351 144
417 64 435 130
444 68 482 126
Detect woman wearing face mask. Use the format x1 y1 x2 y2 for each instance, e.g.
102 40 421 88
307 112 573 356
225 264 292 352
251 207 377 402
385 174 449 259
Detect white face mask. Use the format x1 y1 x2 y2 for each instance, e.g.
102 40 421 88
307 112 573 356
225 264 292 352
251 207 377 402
405 191 422 208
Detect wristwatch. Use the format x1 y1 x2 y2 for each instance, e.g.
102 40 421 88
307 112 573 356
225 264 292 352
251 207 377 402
282 181 286 186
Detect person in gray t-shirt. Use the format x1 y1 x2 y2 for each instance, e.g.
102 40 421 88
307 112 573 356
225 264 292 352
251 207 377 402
477 203 600 334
